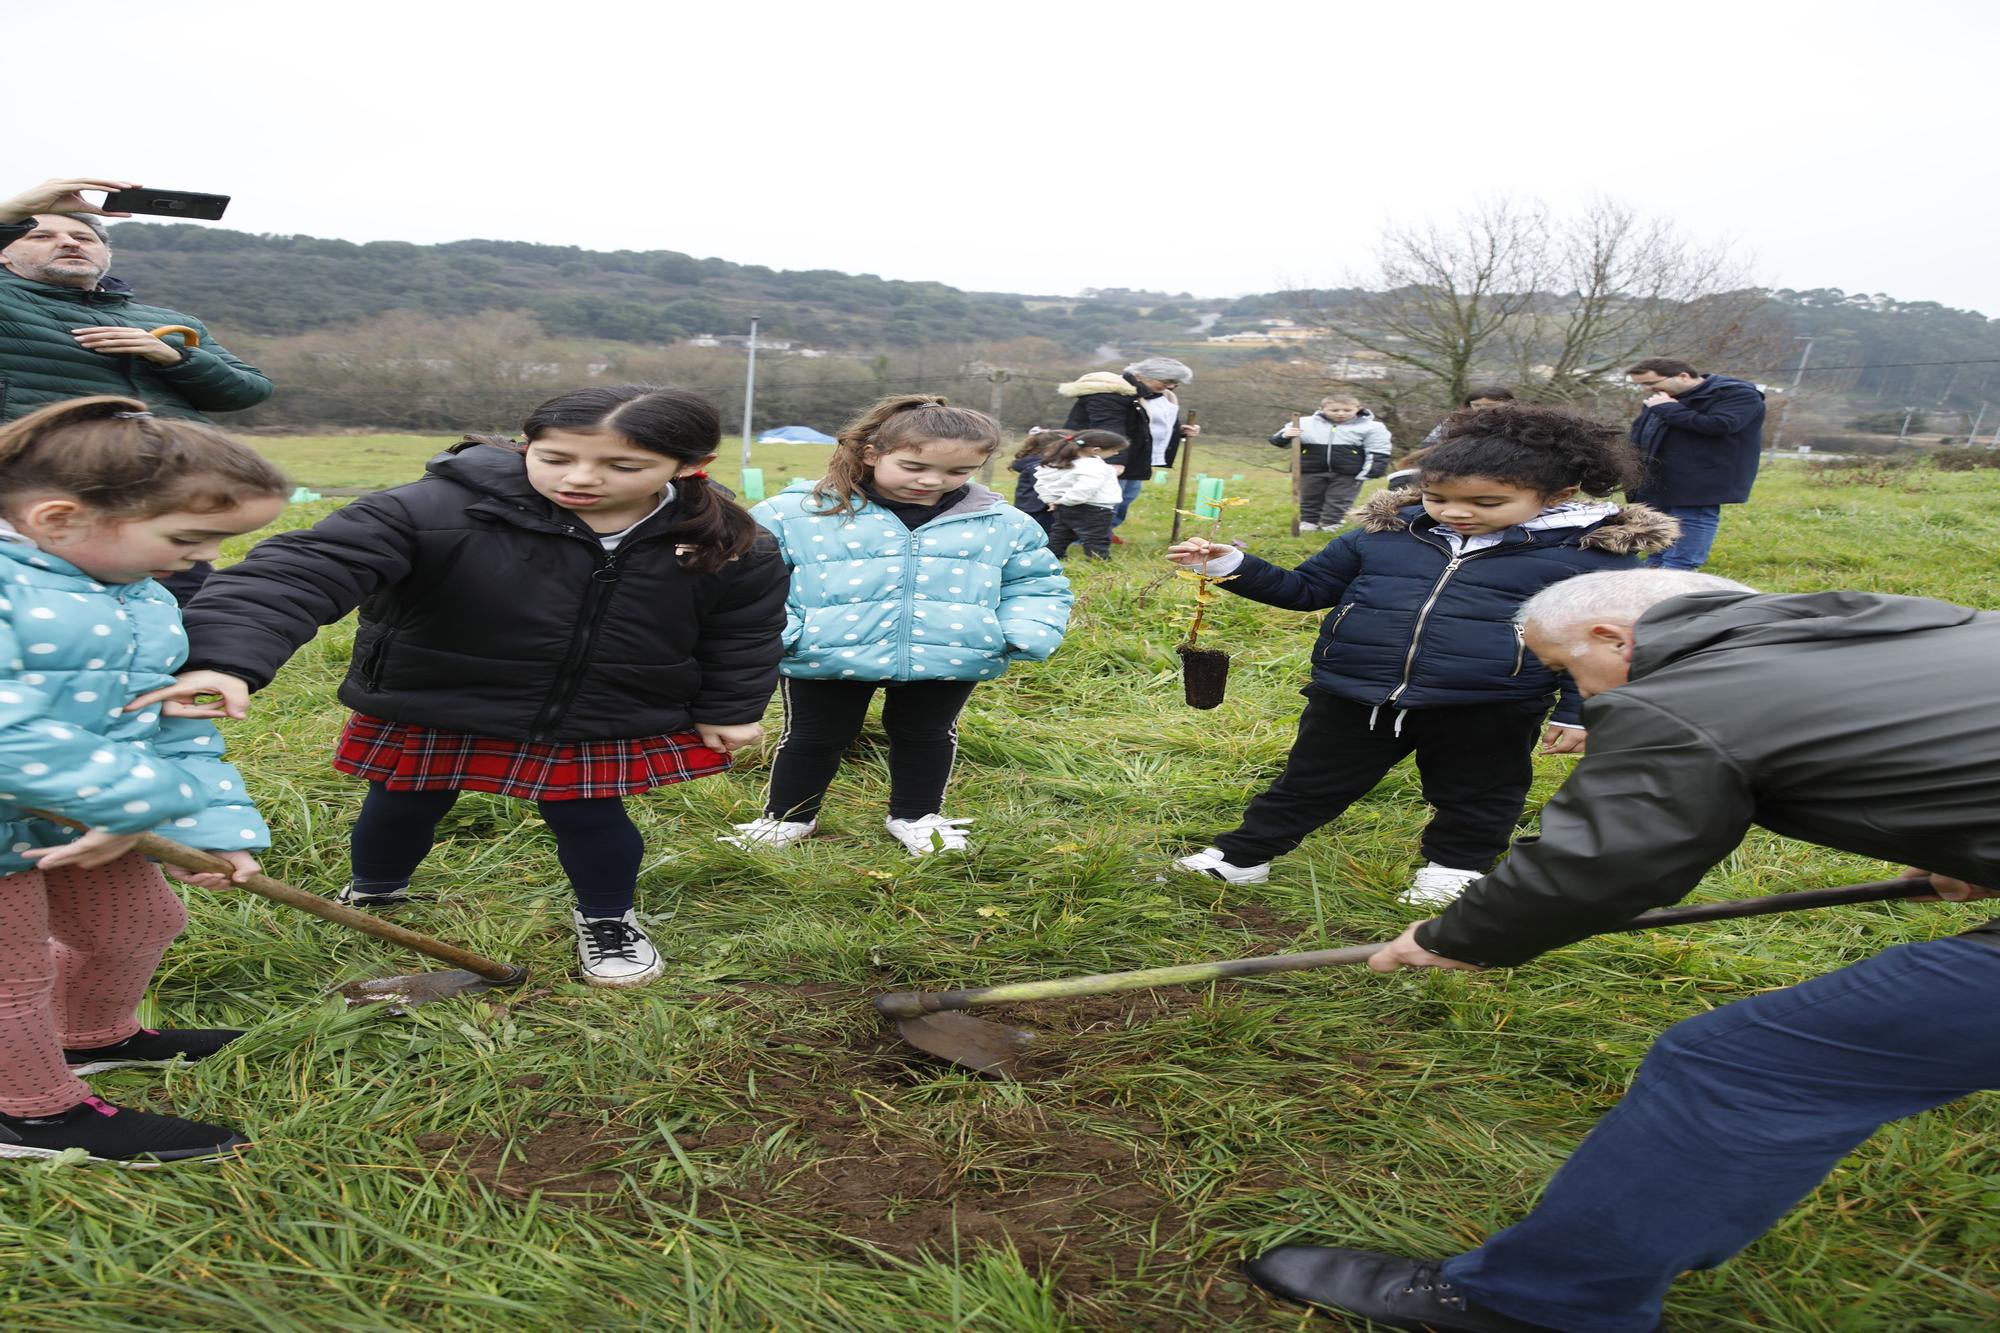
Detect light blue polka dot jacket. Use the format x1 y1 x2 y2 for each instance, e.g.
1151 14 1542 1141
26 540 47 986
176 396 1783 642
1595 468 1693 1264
750 479 1072 682
0 534 270 874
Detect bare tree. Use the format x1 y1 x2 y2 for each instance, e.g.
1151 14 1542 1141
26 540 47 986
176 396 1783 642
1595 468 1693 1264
1293 198 1777 415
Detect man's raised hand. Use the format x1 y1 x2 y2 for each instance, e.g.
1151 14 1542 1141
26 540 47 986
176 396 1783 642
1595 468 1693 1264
0 178 138 223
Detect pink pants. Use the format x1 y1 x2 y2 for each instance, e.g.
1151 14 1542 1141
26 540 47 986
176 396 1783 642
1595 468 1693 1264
0 852 187 1115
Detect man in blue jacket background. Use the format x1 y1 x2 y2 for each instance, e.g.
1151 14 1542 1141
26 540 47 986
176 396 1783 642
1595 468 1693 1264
1624 358 1765 570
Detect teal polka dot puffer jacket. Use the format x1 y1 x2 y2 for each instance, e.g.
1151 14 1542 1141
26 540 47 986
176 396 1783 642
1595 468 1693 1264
750 480 1072 682
0 535 270 874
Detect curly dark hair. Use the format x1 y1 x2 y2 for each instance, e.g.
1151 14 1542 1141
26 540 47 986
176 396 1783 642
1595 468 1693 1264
1421 404 1642 497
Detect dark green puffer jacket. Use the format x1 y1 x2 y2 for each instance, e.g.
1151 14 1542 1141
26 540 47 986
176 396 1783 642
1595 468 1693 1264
0 220 273 421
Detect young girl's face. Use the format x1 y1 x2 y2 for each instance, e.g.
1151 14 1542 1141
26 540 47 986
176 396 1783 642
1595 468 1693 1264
526 428 708 529
862 439 988 505
1420 476 1575 537
15 494 286 584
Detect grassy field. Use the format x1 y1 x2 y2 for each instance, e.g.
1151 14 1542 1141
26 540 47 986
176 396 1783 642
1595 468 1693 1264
3 436 1997 1331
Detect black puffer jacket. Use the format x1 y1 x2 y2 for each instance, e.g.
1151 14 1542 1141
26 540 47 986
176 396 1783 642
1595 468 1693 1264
182 443 789 742
1420 590 2000 966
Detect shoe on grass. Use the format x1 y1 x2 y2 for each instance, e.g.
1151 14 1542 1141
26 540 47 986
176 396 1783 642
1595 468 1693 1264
1298 522 1320 531
64 1027 244 1075
718 816 816 849
1173 847 1270 885
1397 862 1483 908
336 883 411 907
884 813 972 856
572 909 665 988
1243 1244 1559 1331
0 1094 249 1167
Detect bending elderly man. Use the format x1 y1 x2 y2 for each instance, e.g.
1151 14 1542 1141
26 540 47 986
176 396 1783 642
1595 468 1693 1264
1245 568 2000 1333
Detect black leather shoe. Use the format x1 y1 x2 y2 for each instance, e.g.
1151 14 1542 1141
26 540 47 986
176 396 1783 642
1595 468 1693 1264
1243 1244 1556 1331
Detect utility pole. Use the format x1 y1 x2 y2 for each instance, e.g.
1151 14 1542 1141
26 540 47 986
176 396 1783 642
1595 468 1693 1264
1898 405 1917 440
1968 401 1989 444
738 316 760 471
978 369 1009 483
1767 336 1815 457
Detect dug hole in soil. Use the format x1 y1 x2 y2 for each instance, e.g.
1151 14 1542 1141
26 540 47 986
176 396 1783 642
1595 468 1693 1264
421 982 1268 1325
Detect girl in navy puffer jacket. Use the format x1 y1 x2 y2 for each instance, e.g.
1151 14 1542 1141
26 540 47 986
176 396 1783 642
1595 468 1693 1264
0 397 287 1167
1167 406 1676 907
738 395 1070 857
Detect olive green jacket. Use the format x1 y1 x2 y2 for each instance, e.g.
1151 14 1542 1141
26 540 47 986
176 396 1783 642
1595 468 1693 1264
0 220 272 420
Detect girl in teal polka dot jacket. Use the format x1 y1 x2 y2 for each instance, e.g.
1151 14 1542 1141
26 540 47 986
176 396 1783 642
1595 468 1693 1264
0 397 288 1167
735 395 1072 856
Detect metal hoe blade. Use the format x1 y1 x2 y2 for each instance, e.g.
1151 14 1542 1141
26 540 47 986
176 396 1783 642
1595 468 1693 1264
894 1012 1036 1079
339 966 529 1015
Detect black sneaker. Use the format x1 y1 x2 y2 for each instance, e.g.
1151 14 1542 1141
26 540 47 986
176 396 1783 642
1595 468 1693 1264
64 1027 244 1075
0 1095 249 1166
336 883 411 907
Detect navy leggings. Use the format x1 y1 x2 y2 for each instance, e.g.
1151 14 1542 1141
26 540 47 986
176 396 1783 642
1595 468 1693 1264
349 783 644 917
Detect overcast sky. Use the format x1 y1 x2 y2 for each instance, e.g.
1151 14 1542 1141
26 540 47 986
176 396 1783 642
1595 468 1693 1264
22 0 1996 314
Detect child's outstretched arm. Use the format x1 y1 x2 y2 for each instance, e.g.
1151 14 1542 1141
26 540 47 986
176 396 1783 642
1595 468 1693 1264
1164 533 1363 612
995 521 1072 660
174 491 424 694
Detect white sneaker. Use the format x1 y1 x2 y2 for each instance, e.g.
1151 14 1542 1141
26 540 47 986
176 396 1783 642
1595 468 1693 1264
884 813 972 856
1298 522 1320 531
1397 862 1483 908
1173 847 1271 885
572 910 665 988
718 816 817 849
335 883 410 906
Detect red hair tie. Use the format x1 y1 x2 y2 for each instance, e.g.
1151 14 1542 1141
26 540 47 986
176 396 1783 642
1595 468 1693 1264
681 469 709 480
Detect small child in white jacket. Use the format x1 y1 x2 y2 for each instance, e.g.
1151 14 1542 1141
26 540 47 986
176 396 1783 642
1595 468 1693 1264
1033 429 1126 559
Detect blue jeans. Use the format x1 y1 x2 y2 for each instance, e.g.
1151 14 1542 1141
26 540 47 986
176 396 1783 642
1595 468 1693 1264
1443 936 2000 1332
1644 504 1722 570
1112 478 1145 527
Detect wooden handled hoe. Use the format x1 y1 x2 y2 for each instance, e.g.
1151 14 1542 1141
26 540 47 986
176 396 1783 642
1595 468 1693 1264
875 880 1929 1078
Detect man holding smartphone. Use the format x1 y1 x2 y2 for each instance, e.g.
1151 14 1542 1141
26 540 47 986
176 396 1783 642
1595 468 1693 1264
1 177 274 601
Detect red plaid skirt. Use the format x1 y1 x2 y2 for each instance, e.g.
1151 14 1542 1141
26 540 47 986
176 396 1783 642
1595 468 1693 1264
333 713 730 800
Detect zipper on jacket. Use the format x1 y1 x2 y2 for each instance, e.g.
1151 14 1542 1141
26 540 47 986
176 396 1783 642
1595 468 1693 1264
526 543 625 740
898 529 921 676
1384 541 1504 706
361 631 397 691
1510 622 1526 677
1326 603 1355 642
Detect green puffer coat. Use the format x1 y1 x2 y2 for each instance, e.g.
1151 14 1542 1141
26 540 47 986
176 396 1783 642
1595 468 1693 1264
0 224 273 421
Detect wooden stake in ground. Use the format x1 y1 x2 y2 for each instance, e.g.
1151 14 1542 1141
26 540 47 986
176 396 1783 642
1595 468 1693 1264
1167 409 1198 545
1287 413 1302 537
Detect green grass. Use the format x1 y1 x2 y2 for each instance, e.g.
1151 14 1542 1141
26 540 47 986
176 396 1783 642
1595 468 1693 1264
4 443 1997 1330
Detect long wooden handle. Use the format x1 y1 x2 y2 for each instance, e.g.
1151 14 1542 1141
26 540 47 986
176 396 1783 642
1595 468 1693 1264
874 878 1931 1018
29 811 519 982
1167 409 1198 544
1288 414 1302 537
138 832 520 981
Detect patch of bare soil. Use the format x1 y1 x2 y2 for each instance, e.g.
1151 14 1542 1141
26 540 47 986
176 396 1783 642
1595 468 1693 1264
417 1116 636 1202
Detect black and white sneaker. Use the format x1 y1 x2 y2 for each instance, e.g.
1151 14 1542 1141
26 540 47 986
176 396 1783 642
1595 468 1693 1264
0 1095 249 1167
336 883 411 907
64 1027 244 1075
571 910 665 988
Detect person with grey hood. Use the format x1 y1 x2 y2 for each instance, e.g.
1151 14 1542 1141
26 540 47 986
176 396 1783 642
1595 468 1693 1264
1270 394 1393 530
1245 568 1999 1333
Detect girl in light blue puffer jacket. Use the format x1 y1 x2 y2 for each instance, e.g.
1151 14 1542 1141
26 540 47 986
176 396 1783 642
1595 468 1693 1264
0 397 287 1167
734 396 1071 856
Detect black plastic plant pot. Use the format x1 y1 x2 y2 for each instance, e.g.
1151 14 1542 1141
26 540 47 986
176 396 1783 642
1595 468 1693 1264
1178 645 1230 709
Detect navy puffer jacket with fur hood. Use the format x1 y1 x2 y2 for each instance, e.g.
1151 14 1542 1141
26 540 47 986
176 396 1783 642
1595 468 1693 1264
1217 488 1679 723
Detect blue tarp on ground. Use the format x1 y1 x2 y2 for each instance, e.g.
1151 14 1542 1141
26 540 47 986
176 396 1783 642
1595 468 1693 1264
758 425 837 444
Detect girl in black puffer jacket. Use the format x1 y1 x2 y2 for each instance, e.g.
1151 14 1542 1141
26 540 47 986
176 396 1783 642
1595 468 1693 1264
1164 406 1677 908
164 387 788 989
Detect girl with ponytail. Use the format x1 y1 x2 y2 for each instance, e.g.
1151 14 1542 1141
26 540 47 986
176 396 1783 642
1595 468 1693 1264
141 386 789 990
0 396 286 1165
1165 404 1678 909
732 394 1071 857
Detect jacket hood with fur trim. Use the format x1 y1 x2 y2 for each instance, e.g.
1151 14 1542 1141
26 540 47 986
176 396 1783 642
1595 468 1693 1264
1357 487 1679 555
1057 371 1137 398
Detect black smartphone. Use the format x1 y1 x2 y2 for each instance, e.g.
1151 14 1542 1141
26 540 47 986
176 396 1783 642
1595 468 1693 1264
101 188 231 221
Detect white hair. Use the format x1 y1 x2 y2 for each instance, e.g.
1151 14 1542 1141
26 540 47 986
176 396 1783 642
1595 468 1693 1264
1124 356 1194 384
1516 569 1755 633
